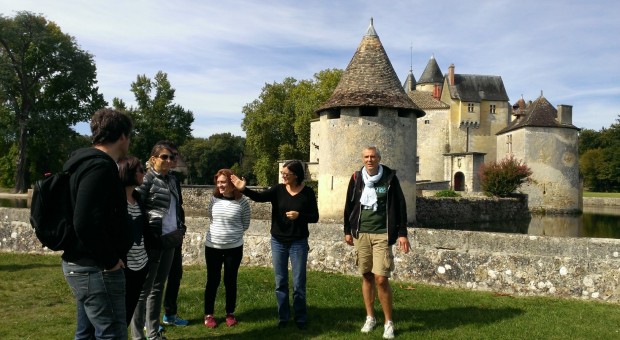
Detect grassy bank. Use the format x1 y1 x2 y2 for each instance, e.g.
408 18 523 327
1 252 620 339
583 191 620 198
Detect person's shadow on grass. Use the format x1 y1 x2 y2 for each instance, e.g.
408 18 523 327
177 304 523 339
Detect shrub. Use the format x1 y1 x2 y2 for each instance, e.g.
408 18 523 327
434 189 461 197
479 155 532 197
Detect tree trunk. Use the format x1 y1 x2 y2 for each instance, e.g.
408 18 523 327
14 121 28 193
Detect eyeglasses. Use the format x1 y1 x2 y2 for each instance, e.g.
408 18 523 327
157 154 176 161
280 172 295 177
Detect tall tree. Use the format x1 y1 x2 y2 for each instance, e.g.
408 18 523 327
579 115 620 191
0 11 106 192
241 69 342 185
116 71 194 161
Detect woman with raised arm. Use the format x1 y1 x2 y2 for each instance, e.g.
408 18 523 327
230 160 318 330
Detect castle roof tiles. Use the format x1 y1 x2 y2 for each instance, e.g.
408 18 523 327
447 74 509 102
497 95 579 134
406 91 449 110
418 56 444 85
317 19 425 117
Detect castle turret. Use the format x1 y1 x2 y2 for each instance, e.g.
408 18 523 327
313 18 425 222
496 94 581 213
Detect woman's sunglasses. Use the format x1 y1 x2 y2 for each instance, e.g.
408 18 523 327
157 154 177 161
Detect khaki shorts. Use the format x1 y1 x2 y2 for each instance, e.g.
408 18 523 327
353 233 394 278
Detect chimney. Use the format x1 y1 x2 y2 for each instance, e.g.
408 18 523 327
433 84 440 99
557 104 573 125
448 63 455 86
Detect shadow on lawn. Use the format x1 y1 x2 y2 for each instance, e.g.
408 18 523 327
0 262 59 271
174 305 524 339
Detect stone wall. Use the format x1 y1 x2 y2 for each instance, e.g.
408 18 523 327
583 197 620 207
415 195 531 225
3 206 620 304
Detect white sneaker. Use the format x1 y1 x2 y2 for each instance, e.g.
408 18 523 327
361 316 376 333
383 321 395 339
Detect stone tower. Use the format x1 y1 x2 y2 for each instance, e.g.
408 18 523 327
312 19 425 222
496 94 581 213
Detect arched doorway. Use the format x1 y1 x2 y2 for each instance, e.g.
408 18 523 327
454 172 465 191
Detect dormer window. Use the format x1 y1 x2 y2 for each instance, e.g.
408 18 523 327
467 103 475 113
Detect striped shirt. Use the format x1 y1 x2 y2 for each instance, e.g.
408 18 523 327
126 202 148 271
206 196 251 249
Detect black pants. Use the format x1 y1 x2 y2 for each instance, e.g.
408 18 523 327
124 266 149 325
163 245 183 317
204 245 243 315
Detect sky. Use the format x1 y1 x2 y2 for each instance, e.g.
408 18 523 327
2 0 620 137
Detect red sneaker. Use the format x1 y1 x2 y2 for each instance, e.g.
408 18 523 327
204 315 217 328
225 314 238 327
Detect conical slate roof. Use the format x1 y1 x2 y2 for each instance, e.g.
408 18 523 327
418 55 444 85
317 19 425 117
403 69 417 92
497 94 579 134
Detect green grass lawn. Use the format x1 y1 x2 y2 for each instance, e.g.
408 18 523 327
2 253 620 339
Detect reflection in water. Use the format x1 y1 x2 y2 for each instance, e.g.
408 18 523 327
419 206 620 239
0 198 29 209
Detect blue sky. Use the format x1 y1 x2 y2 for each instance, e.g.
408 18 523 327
3 0 619 137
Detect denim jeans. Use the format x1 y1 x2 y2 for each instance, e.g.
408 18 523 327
271 236 308 323
62 260 127 340
130 247 175 340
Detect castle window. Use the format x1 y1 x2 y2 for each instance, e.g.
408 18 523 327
490 104 496 114
360 107 378 117
506 134 512 154
424 120 430 124
326 109 340 119
397 109 412 118
467 103 475 113
416 156 420 175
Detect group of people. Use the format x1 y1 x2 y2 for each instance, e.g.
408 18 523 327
61 108 410 340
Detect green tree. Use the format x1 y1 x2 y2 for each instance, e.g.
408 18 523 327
578 129 601 156
578 115 620 191
117 71 194 161
179 133 245 184
580 148 605 191
479 156 533 197
241 69 342 185
0 11 106 192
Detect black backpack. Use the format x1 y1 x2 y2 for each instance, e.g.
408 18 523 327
29 155 98 250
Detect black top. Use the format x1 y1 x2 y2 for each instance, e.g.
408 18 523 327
242 184 319 242
61 148 132 270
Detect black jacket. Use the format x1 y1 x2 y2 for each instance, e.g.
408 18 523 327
343 165 408 246
61 148 132 270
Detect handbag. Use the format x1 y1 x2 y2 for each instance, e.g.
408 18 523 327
160 229 184 249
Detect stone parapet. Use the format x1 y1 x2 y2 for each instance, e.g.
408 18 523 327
583 197 620 207
2 207 620 303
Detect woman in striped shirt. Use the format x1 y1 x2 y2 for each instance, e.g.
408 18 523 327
204 169 251 328
118 156 150 326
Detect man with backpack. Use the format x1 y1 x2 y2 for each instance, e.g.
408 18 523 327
61 108 134 339
343 146 411 339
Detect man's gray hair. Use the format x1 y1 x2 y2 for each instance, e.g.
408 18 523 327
362 146 381 158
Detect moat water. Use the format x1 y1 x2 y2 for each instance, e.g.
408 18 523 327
2 198 619 239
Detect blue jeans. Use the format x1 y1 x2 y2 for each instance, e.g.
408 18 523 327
62 260 127 340
271 236 308 323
